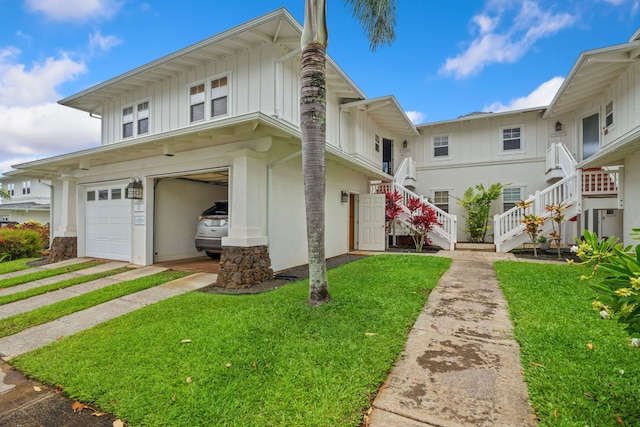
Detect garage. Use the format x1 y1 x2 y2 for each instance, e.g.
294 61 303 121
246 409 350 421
85 183 131 261
153 169 229 263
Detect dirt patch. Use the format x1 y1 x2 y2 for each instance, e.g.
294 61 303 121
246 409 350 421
199 253 369 295
512 248 580 263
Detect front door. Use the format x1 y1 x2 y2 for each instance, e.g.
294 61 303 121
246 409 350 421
358 193 385 251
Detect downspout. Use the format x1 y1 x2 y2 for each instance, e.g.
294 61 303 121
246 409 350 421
267 150 302 237
273 47 301 119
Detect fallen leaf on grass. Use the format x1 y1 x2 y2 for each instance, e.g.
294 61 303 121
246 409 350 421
583 392 598 401
529 362 545 368
587 343 593 350
181 339 192 343
251 362 257 371
92 412 107 417
72 401 96 413
171 394 177 402
186 377 192 383
364 332 376 337
33 386 42 392
54 385 64 393
616 415 625 426
225 363 232 368
57 335 64 340
113 420 126 427
554 408 558 418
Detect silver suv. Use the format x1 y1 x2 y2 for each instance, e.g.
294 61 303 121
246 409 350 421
195 200 228 258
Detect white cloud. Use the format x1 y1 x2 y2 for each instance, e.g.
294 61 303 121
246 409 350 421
0 48 100 174
25 0 122 21
89 31 122 53
483 76 564 112
440 1 575 79
405 111 426 125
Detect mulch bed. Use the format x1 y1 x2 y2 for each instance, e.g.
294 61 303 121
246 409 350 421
512 248 581 263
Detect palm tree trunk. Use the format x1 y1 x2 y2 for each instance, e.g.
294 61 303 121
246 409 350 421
301 41 330 306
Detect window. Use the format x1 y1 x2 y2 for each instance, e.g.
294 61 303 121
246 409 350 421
211 77 228 117
111 188 122 200
433 135 449 157
375 134 380 152
605 101 613 128
22 181 31 195
190 84 205 122
87 191 96 201
502 127 521 151
7 183 14 196
433 190 449 213
122 106 134 138
138 102 149 135
503 187 522 211
98 190 109 201
122 101 150 139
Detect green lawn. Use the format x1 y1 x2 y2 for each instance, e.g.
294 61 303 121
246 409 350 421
0 260 103 289
0 258 38 274
0 270 189 338
11 255 451 427
496 261 639 427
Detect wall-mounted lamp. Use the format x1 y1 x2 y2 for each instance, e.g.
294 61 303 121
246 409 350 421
555 121 562 132
125 177 143 199
402 140 408 149
341 190 349 203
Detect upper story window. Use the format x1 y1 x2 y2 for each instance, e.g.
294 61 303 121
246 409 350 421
502 127 522 151
375 134 380 152
433 190 449 213
211 77 228 117
122 100 151 139
7 183 15 196
503 186 522 211
189 74 230 124
605 101 613 129
433 135 449 157
22 181 31 195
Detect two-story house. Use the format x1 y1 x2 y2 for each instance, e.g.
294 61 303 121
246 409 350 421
0 176 51 224
8 8 640 284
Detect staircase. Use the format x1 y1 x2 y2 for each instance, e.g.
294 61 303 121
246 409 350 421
494 143 623 252
373 158 457 251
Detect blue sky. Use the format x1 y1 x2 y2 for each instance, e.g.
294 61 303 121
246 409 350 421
0 0 639 174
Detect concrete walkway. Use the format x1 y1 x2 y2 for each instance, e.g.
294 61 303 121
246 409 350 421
368 250 537 426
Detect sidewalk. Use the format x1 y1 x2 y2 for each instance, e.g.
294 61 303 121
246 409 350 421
368 250 537 426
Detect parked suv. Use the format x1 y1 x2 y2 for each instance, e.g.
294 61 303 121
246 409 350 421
195 201 228 258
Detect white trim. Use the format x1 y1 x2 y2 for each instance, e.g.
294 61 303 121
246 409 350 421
499 125 525 154
187 71 232 125
121 98 152 140
431 134 451 160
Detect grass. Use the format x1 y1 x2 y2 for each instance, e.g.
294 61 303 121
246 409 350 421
11 255 451 427
0 267 132 306
0 258 38 274
0 260 103 289
0 270 190 338
495 261 640 427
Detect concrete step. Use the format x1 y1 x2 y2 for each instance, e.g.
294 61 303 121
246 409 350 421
456 243 496 252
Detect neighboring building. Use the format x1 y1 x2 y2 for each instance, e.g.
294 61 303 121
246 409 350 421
7 8 640 283
0 176 51 224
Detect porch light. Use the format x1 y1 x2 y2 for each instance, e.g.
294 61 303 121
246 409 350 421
555 121 562 132
125 178 143 199
402 140 408 149
341 190 349 203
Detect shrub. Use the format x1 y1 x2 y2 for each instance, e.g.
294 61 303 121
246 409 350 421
0 228 45 261
457 182 507 243
15 220 50 249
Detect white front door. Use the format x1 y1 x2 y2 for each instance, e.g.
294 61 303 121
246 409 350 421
358 193 386 251
85 185 131 261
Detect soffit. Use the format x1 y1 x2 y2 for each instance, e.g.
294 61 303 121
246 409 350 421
544 41 640 118
341 96 418 137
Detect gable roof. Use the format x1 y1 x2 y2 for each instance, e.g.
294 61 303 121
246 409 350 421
60 8 365 115
543 39 640 118
340 96 419 136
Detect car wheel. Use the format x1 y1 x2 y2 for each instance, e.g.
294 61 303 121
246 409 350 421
205 251 221 259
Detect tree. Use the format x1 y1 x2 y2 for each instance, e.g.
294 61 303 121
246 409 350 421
457 183 506 242
405 197 439 252
0 188 10 201
301 0 396 306
516 200 544 257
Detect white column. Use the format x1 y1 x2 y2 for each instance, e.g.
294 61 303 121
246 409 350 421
54 178 78 237
223 149 268 247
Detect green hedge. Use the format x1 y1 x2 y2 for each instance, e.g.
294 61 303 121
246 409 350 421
0 228 44 261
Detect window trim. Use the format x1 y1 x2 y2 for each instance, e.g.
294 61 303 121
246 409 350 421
604 100 614 131
432 134 450 159
500 125 524 153
432 189 451 213
122 99 151 140
502 186 524 212
188 73 231 125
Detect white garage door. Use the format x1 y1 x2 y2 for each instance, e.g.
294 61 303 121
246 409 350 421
85 185 131 261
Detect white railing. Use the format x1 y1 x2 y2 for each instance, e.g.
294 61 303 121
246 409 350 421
494 172 579 251
393 157 417 188
581 168 620 197
545 142 576 177
372 181 457 250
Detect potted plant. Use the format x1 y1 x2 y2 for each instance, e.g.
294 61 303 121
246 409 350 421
537 235 551 251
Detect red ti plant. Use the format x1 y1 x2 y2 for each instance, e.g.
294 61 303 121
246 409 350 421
406 197 440 252
385 191 403 234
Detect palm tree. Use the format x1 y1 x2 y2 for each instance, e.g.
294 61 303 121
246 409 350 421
0 187 10 201
301 0 396 306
